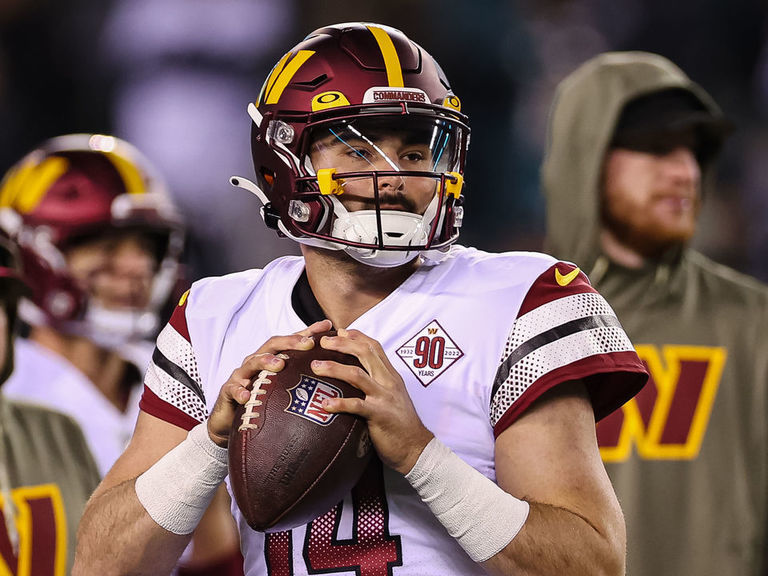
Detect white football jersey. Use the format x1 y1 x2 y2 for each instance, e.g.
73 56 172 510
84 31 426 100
141 246 646 575
4 338 144 477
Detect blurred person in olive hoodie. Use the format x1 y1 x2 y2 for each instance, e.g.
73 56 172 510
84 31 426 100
542 51 768 576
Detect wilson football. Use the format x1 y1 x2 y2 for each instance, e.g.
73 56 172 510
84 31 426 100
228 331 372 532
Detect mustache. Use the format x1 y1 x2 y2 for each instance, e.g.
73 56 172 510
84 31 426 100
373 192 419 212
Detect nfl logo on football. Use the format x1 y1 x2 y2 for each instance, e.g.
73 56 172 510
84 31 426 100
285 375 342 425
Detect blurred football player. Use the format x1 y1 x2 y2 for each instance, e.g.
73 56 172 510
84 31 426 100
75 23 648 575
0 134 242 574
0 227 101 574
0 134 184 474
542 52 768 576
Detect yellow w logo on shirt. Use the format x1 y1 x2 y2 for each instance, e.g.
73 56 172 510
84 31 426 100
597 345 726 461
0 484 67 576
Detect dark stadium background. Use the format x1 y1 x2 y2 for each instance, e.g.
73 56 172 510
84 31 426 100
2 0 767 283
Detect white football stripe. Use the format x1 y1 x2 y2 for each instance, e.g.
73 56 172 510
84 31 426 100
144 323 207 423
156 323 202 386
144 359 208 424
506 293 619 352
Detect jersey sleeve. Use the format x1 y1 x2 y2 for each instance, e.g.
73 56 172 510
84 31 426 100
490 262 648 438
139 290 208 431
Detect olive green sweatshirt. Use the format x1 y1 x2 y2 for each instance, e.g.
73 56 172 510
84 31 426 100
542 52 768 576
0 395 100 574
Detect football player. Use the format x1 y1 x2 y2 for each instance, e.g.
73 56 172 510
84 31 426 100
0 134 242 574
74 23 648 575
542 52 768 576
0 227 101 574
0 133 184 474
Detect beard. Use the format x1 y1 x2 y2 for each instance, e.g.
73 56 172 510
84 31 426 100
601 198 698 259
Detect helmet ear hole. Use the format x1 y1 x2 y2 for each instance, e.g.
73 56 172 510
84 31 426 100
260 169 275 189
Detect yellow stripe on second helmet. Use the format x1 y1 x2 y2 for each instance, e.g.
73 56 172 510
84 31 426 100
105 151 146 195
0 157 69 213
366 26 404 88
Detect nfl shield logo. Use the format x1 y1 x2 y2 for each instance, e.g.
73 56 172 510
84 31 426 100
285 375 342 426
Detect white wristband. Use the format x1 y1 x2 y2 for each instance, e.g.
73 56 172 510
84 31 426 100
135 422 228 535
405 437 529 563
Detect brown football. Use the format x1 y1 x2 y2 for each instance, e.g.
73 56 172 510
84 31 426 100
228 331 373 532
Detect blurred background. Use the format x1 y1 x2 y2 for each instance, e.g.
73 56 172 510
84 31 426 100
2 0 768 283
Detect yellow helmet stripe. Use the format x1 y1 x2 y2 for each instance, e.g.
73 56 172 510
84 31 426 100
265 50 315 105
0 157 69 213
0 163 29 209
104 151 146 195
259 52 291 106
367 26 404 87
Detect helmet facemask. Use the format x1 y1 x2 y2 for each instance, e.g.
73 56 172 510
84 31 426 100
302 111 466 266
238 105 468 268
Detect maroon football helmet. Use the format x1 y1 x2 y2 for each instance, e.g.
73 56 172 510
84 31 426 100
232 22 470 267
0 134 184 347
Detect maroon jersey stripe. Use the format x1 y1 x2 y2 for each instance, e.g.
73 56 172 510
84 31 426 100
139 385 201 431
169 300 190 342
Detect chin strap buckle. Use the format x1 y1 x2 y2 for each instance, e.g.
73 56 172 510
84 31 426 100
262 203 281 230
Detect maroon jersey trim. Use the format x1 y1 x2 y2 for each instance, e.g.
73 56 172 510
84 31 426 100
518 262 594 317
169 298 191 341
139 385 201 431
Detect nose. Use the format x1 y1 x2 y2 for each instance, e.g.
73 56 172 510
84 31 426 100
662 147 700 186
376 171 405 193
97 237 157 308
371 150 406 193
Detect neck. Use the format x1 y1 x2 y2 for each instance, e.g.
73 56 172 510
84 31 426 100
29 325 132 412
301 246 419 329
599 228 648 269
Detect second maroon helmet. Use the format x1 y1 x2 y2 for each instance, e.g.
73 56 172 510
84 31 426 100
0 134 184 346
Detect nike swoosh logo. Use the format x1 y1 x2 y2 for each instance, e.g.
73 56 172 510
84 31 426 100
555 267 580 287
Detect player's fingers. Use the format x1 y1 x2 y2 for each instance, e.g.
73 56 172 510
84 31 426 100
257 333 318 356
207 378 252 446
221 378 253 405
311 360 375 395
322 395 369 418
239 332 320 377
296 319 333 338
320 330 393 383
233 353 285 381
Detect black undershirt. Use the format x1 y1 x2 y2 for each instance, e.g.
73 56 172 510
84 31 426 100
290 269 328 326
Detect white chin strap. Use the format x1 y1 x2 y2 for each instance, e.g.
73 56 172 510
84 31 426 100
71 303 159 350
330 193 449 268
20 297 158 351
331 204 426 268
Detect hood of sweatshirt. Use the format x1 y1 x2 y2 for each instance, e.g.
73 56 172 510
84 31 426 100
541 51 724 285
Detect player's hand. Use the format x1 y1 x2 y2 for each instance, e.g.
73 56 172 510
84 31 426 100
207 320 333 447
314 329 434 475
